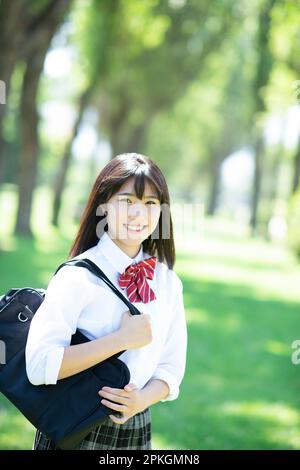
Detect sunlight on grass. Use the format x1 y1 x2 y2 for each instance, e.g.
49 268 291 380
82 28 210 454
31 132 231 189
0 404 35 450
219 401 300 449
264 340 292 357
0 184 17 224
152 434 180 450
265 426 300 449
30 187 53 237
0 184 17 249
220 401 300 424
185 308 209 325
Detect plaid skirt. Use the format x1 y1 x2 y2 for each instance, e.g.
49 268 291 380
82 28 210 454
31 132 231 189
32 407 152 450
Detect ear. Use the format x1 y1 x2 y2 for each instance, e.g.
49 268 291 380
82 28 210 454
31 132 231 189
100 204 107 216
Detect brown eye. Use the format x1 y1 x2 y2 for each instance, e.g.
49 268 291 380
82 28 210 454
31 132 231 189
120 198 132 203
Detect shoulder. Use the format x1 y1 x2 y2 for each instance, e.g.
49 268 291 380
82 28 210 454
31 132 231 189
155 259 183 293
46 264 89 296
48 245 100 290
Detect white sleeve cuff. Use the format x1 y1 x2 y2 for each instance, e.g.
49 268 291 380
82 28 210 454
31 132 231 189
45 347 65 385
151 369 180 402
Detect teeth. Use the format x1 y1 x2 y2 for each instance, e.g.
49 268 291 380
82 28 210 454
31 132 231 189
126 225 145 231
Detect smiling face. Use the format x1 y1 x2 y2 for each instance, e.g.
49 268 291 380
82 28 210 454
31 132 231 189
103 177 161 256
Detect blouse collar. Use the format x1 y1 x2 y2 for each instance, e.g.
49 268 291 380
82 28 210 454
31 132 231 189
96 231 144 274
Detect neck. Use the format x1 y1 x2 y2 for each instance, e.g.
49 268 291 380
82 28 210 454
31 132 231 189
108 233 142 259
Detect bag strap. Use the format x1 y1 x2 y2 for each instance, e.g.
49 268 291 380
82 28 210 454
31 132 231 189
54 257 141 317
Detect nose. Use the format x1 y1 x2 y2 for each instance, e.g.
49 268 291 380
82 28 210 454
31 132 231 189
127 202 148 222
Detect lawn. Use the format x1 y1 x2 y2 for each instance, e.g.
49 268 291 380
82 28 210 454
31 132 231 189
1 188 300 449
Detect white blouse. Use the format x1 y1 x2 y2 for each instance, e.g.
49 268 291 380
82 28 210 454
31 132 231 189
25 231 188 402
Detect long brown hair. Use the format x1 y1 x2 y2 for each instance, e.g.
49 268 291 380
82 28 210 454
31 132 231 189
69 153 176 269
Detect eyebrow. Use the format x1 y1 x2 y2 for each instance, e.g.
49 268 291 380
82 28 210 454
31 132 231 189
117 192 160 200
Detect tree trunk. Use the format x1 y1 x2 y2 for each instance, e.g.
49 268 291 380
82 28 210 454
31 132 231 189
206 127 237 216
52 88 92 226
122 118 150 156
14 0 72 236
15 57 42 237
249 0 276 234
292 139 300 195
109 96 131 158
0 0 28 183
267 144 283 210
250 136 264 233
206 152 223 216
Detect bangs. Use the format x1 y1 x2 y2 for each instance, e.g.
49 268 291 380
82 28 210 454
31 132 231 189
132 172 162 203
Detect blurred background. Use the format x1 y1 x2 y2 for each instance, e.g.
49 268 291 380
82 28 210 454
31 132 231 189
1 0 300 450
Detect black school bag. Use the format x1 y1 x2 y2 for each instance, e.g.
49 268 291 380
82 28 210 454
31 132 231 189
0 258 141 450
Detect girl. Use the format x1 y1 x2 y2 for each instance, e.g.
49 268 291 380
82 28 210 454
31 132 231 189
25 153 187 450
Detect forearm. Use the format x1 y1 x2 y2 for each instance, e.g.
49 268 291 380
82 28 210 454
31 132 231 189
139 378 170 409
58 330 125 380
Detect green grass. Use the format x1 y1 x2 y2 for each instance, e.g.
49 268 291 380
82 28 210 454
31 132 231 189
1 186 300 449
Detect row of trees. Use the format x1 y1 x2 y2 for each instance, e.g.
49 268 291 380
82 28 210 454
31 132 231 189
0 0 299 245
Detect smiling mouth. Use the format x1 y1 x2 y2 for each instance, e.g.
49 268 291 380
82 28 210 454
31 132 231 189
124 224 147 232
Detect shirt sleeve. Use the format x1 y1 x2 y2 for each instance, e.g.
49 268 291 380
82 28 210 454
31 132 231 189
151 273 188 402
25 266 88 386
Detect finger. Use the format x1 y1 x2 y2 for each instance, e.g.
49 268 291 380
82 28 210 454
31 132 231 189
101 399 127 413
109 414 128 425
124 383 138 392
99 390 129 404
101 387 130 397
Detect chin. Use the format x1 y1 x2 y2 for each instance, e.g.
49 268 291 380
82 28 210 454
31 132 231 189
123 235 148 244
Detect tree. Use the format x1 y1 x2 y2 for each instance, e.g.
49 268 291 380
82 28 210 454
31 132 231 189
14 0 73 236
0 0 28 182
292 142 300 194
249 0 277 233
